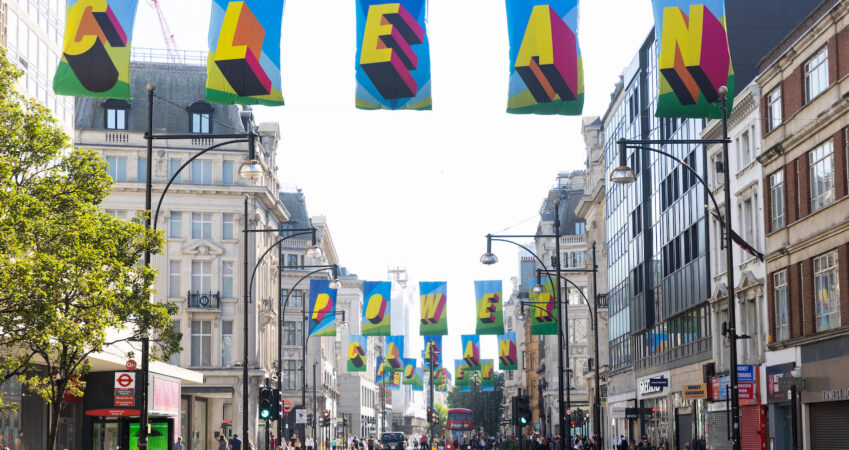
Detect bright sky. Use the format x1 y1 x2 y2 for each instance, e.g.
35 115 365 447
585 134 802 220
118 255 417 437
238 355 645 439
133 0 654 366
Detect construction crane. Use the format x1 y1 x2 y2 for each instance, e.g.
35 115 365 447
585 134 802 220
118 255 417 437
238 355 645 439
147 0 181 63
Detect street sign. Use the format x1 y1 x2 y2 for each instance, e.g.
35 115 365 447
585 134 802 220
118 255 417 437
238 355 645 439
737 365 755 383
113 372 136 408
125 359 137 371
649 377 669 388
283 399 295 413
296 409 308 424
777 377 805 391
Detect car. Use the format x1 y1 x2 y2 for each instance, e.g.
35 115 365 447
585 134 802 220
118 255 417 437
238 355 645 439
380 432 407 450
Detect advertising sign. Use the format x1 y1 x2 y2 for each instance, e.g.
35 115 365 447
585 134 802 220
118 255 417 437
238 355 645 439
683 384 708 400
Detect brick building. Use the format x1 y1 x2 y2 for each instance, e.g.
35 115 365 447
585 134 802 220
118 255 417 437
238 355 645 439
757 1 849 448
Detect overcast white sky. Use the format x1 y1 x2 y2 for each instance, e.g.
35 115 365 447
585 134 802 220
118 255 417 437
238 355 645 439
133 0 654 366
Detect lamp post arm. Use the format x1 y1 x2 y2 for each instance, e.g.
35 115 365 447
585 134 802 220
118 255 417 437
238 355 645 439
152 138 249 230
539 270 592 310
490 238 558 295
247 231 314 302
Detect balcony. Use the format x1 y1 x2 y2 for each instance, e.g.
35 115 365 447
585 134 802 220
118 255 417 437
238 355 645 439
187 291 220 309
596 294 608 309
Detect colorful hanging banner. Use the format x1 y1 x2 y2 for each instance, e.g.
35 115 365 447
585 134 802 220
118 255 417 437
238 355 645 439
412 368 425 391
403 359 424 390
497 332 519 370
355 0 432 110
347 335 368 372
460 335 481 371
455 359 471 392
388 371 402 390
481 359 495 391
419 282 448 335
530 277 558 335
505 0 584 115
205 0 285 106
423 336 442 371
362 281 392 336
474 280 505 335
53 0 140 99
308 279 338 337
651 0 734 118
385 336 406 372
434 368 447 392
376 356 388 384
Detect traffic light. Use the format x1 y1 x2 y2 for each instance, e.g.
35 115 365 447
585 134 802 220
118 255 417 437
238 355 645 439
308 413 314 427
269 389 282 421
426 407 434 423
258 386 273 420
320 409 330 427
514 395 530 426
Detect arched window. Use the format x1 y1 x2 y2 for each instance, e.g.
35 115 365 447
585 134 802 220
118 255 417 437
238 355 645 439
188 100 215 134
103 99 130 130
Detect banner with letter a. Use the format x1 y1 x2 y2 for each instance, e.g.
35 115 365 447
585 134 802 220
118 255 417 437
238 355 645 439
497 332 518 370
362 281 392 336
423 336 442 371
530 277 558 335
455 359 471 392
308 279 338 337
376 356 388 384
651 0 734 118
419 282 448 335
474 280 504 335
505 0 583 115
53 0 140 99
347 335 368 372
460 335 481 371
385 336 406 372
481 359 495 391
206 0 284 106
355 0 432 110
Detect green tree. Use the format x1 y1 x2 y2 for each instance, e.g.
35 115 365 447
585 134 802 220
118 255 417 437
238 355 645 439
0 49 180 449
447 372 506 435
434 402 448 437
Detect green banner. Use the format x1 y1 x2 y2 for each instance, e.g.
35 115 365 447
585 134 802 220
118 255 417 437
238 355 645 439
530 277 558 335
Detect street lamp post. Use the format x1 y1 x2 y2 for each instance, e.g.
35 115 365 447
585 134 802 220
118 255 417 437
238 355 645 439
613 89 744 450
481 201 572 442
141 84 264 447
301 304 347 438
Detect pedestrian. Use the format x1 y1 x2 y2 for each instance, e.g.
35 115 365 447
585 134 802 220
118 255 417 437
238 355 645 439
218 435 229 450
230 434 243 450
306 435 315 450
248 439 257 450
175 436 185 450
270 434 276 449
635 436 651 450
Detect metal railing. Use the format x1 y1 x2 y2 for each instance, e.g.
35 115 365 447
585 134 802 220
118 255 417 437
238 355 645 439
596 294 608 309
131 48 207 66
187 291 220 309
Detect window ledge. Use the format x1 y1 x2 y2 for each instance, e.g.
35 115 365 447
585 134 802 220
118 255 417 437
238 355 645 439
768 325 849 350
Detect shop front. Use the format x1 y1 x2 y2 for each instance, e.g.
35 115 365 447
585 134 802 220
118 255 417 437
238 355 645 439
800 335 849 450
637 371 671 446
705 365 764 450
764 362 795 450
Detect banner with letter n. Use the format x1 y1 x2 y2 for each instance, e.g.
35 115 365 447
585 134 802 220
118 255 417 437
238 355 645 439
308 279 338 337
419 282 448 335
53 0 140 99
481 359 495 391
347 335 368 372
355 0 432 110
362 281 392 336
497 332 518 370
206 0 285 106
530 276 558 335
460 335 481 371
651 0 734 118
423 336 442 371
455 359 471 392
475 280 504 335
385 336 405 372
505 0 583 115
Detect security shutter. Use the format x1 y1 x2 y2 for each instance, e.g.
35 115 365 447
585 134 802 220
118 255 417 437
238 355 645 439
740 405 765 450
810 401 849 450
706 411 732 450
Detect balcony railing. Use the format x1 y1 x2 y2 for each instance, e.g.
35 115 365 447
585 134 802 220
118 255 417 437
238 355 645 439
596 294 608 309
188 291 220 309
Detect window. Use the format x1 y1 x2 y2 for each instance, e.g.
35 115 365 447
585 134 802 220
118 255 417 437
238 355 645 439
286 254 300 268
192 112 210 134
169 260 181 297
191 261 212 292
814 251 840 332
222 261 234 298
283 321 303 346
222 214 234 240
103 99 129 130
810 141 835 212
570 251 584 268
169 320 181 365
281 289 305 308
774 271 789 342
575 222 586 235
191 213 212 239
169 158 182 184
169 212 182 238
191 160 212 184
282 360 301 390
221 321 233 367
105 210 127 220
105 156 127 182
190 320 211 367
770 172 785 230
805 47 829 102
222 161 234 185
741 198 755 261
767 88 782 131
739 130 751 167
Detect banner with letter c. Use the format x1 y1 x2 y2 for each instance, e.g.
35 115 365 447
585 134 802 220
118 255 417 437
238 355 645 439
651 0 734 118
362 281 392 336
308 279 338 337
53 0 140 99
505 0 584 115
206 0 285 105
355 0 432 110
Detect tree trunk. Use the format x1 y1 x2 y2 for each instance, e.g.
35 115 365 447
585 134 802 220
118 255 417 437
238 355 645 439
46 381 67 450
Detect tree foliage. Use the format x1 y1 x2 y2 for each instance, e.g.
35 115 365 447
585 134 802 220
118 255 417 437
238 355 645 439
447 372 506 435
434 402 448 437
0 49 180 449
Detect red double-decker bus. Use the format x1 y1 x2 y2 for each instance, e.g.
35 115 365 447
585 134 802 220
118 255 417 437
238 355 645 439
446 408 473 442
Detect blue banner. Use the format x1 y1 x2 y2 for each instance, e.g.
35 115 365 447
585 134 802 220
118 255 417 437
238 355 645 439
308 279 338 336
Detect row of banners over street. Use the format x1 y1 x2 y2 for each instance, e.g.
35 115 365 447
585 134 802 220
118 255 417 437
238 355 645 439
55 0 734 118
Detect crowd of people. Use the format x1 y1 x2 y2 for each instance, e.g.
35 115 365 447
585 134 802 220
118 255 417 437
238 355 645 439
612 434 705 450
